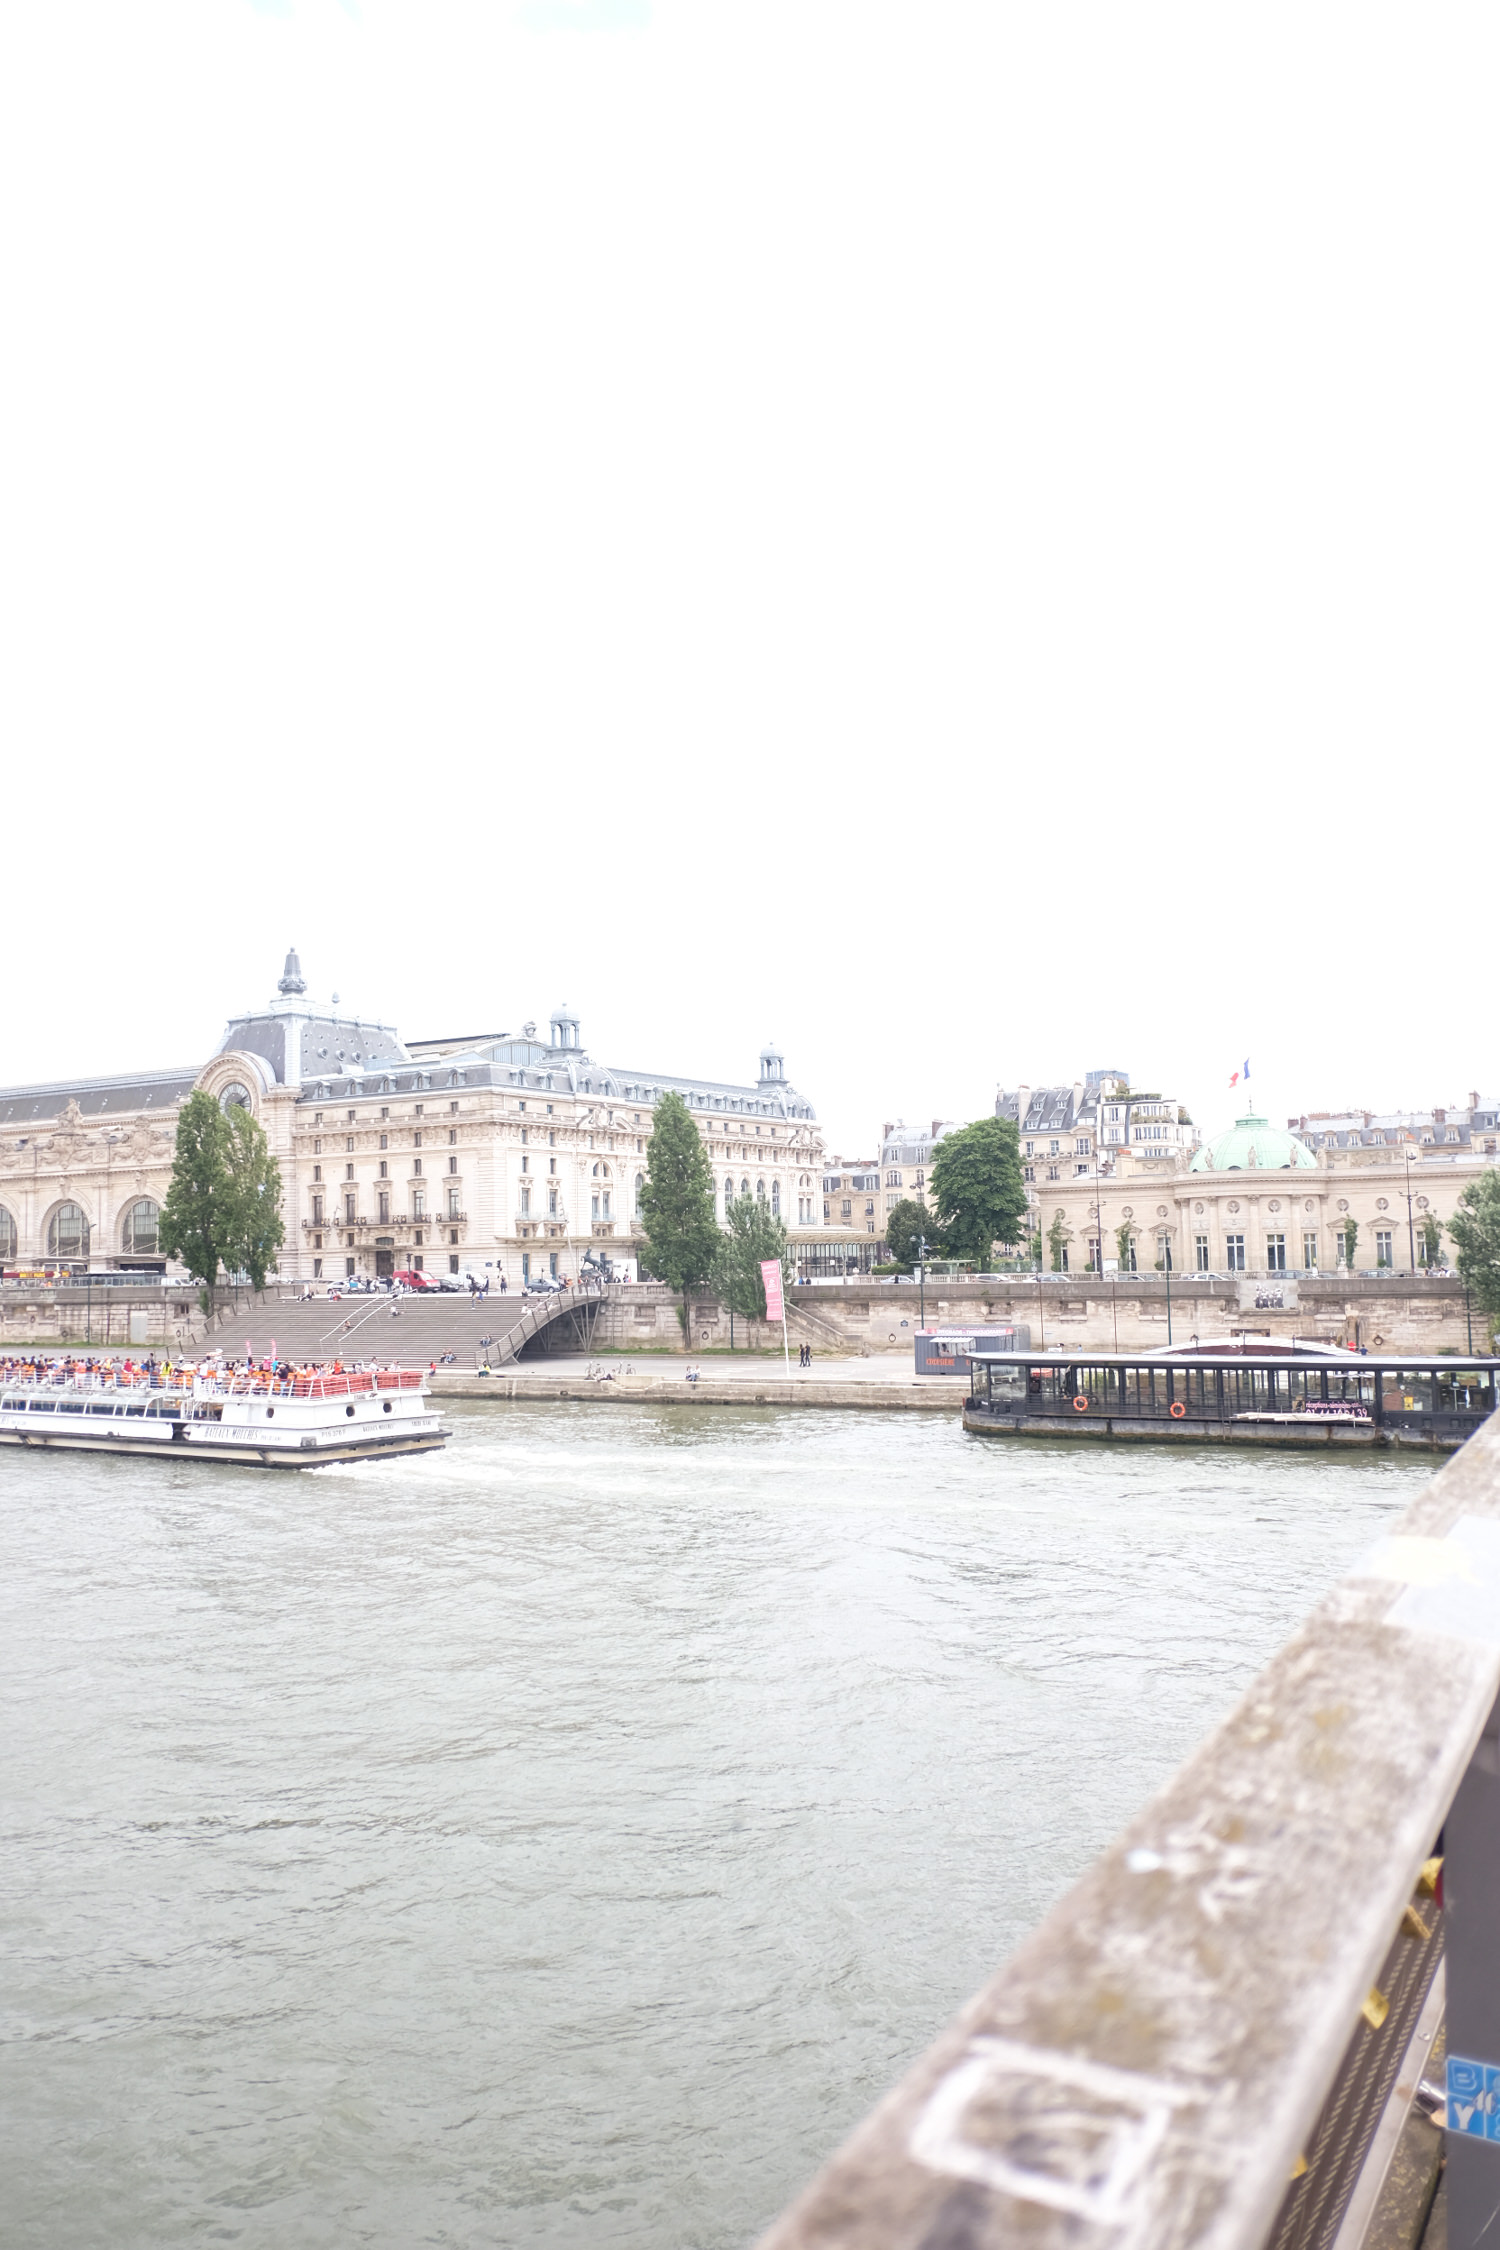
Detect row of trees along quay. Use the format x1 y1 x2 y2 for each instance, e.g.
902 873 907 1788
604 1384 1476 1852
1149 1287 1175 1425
158 1091 285 1319
637 1097 1032 1331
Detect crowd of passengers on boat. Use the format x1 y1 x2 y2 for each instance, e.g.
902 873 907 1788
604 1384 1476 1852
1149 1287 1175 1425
0 1351 424 1398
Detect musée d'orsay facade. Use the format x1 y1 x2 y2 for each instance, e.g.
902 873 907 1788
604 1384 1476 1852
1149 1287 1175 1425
0 952 826 1285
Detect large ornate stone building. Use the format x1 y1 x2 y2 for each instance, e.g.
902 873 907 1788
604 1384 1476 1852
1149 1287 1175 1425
1031 1102 1500 1278
0 952 825 1285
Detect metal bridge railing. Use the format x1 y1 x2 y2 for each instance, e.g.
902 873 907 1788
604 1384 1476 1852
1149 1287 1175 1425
756 1414 1500 2250
477 1278 608 1368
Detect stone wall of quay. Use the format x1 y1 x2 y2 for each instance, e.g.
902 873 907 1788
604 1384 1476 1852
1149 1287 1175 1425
581 1275 1482 1358
0 1288 215 1350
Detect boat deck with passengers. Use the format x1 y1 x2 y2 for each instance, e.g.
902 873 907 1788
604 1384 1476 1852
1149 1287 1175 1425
963 1340 1496 1451
0 1352 449 1467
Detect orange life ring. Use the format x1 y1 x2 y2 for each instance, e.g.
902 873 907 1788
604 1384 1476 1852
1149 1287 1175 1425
1073 1394 1089 1412
1169 1401 1186 1419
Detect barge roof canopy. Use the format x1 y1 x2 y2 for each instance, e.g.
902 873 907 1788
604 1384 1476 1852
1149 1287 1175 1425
969 1348 1494 1369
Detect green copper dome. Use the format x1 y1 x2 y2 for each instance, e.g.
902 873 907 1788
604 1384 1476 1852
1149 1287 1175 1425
1188 1113 1316 1173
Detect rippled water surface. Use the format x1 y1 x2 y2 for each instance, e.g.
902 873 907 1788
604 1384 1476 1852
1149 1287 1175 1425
1 1402 1430 2248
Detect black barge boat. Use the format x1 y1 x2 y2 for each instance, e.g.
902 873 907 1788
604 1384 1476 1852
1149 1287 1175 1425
963 1344 1495 1451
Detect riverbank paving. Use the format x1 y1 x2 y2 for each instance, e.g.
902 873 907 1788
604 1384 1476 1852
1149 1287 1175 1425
431 1353 969 1410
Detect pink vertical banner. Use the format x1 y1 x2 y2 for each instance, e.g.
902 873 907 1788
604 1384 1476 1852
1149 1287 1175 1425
760 1260 784 1324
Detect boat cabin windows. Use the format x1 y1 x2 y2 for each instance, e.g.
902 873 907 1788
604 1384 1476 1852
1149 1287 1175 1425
967 1354 1494 1437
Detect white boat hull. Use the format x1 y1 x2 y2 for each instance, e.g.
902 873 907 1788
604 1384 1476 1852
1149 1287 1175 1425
0 1371 450 1468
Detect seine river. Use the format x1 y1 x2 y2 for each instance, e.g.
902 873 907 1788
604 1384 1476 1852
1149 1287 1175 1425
1 1402 1429 2249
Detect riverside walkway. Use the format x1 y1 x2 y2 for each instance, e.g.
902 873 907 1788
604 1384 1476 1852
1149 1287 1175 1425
432 1354 968 1412
752 1413 1500 2250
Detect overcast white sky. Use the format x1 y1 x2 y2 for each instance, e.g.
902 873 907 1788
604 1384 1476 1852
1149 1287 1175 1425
2 2 1495 1153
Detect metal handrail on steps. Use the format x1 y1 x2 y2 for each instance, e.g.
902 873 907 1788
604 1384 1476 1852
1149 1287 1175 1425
482 1278 606 1367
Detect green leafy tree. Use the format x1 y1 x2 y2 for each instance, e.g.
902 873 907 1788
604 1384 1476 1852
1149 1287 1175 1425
717 1195 789 1333
929 1117 1027 1272
1047 1212 1068 1272
885 1198 939 1269
1340 1215 1359 1269
159 1092 283 1316
1115 1222 1136 1273
638 1092 721 1334
1419 1213 1444 1268
223 1104 285 1290
1449 1175 1500 1327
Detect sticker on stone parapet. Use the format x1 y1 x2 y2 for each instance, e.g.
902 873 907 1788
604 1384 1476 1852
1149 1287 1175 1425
1360 1518 1500 1649
1448 2056 1500 2140
908 2036 1199 2238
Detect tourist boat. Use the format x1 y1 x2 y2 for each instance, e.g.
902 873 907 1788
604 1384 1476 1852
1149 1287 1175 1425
0 1361 449 1467
963 1342 1497 1451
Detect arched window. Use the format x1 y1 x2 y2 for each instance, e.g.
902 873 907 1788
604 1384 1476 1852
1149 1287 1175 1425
740 1177 750 1199
48 1203 90 1260
756 1179 767 1203
121 1198 160 1255
771 1180 781 1216
723 1177 733 1214
635 1172 645 1213
0 1205 16 1260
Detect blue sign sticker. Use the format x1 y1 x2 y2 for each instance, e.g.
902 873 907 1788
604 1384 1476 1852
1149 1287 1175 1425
1448 2055 1500 2140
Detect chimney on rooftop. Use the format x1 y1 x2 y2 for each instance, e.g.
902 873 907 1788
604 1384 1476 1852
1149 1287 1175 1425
1471 1091 1481 1111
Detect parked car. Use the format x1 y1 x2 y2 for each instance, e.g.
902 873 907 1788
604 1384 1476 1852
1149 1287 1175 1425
524 1275 560 1295
392 1269 436 1290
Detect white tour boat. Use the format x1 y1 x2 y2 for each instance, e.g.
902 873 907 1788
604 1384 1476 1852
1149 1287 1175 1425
0 1361 449 1468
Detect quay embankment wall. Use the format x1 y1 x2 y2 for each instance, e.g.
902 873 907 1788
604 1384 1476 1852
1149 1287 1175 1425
0 1288 215 1350
0 1274 1479 1362
432 1370 967 1411
589 1274 1481 1358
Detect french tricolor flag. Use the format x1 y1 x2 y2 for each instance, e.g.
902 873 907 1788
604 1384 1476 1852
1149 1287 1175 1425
1229 1059 1250 1088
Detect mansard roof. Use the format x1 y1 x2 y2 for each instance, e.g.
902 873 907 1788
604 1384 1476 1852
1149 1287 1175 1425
997 1085 1093 1133
0 1065 200 1127
0 956 819 1126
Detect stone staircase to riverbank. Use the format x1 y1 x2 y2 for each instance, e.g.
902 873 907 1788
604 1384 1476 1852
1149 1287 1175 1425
201 1291 537 1363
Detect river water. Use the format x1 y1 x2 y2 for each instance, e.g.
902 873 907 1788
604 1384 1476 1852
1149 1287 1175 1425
1 1402 1430 2248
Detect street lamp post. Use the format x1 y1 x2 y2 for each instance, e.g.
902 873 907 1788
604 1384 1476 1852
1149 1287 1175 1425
1404 1147 1418 1274
916 1236 928 1332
